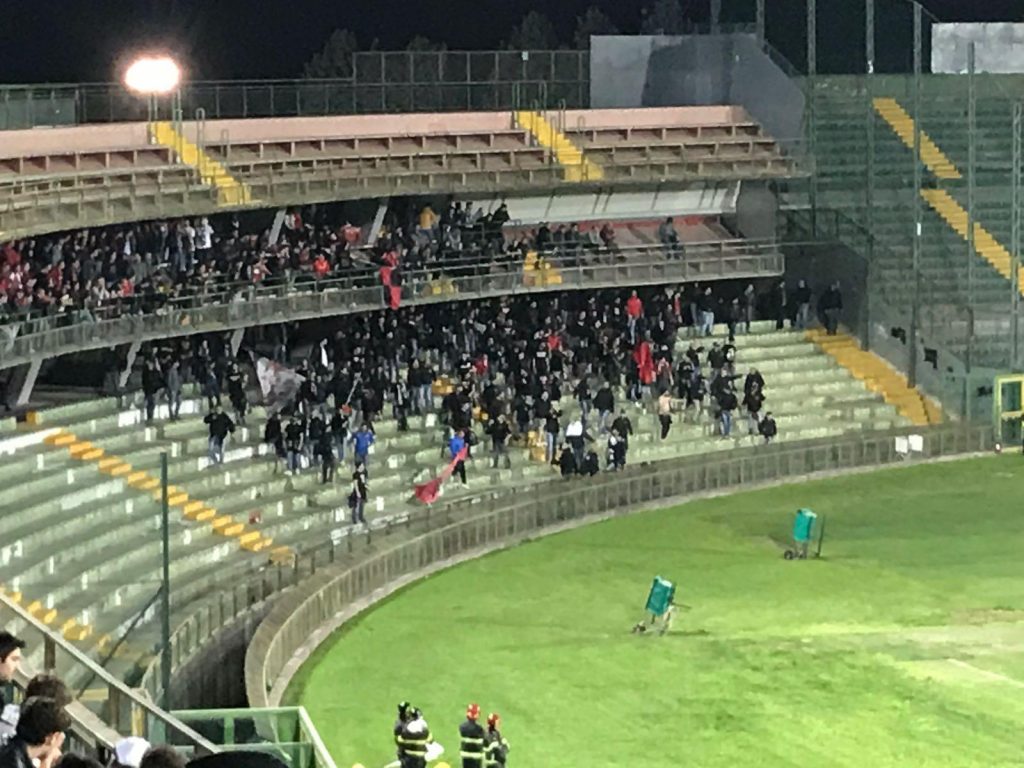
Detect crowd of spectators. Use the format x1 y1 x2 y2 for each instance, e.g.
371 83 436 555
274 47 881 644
0 199 662 334
129 276 795 527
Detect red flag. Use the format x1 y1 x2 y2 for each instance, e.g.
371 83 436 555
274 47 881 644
380 262 402 310
633 341 655 385
414 446 469 504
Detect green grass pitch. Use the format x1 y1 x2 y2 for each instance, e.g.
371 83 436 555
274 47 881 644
286 456 1024 768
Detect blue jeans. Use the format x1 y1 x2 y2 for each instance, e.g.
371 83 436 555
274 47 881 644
208 436 225 464
598 410 611 434
701 311 715 336
796 303 810 329
720 410 732 437
287 449 302 473
545 432 556 464
355 451 369 471
334 434 347 462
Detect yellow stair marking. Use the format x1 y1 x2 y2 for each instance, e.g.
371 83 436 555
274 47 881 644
238 531 262 546
150 121 254 206
44 430 72 446
873 98 961 180
195 508 218 523
921 188 1024 290
98 456 123 470
221 522 245 537
211 516 235 533
67 441 95 457
806 328 942 426
515 110 604 182
183 500 205 516
52 433 78 447
26 601 57 625
80 448 105 461
270 546 295 565
167 492 189 506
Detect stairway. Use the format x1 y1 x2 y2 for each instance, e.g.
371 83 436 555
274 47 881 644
806 328 942 426
515 110 604 183
150 121 253 206
872 98 961 180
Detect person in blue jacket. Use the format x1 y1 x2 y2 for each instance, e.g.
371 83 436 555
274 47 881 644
353 422 375 473
449 429 468 487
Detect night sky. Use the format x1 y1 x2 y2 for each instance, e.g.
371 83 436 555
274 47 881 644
3 0 1024 83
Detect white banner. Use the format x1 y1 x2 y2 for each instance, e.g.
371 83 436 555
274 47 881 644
255 357 305 414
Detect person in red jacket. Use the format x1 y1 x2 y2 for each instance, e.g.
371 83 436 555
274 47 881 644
626 290 643 344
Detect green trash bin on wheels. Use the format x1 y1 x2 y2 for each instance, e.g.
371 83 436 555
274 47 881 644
785 509 818 560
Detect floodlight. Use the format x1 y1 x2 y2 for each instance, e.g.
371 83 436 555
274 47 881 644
123 56 182 95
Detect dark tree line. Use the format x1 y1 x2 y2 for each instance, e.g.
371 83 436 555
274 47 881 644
302 0 695 79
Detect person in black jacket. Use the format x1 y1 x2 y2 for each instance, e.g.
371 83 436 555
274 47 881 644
141 360 162 425
351 463 369 525
284 418 305 474
488 414 512 469
0 697 71 768
458 704 486 768
821 281 843 335
330 407 349 463
263 413 285 470
316 431 336 484
484 713 509 767
717 387 738 438
759 412 778 443
0 634 25 713
203 405 235 465
794 279 812 329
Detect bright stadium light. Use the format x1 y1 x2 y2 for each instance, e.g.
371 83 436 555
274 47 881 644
123 56 182 95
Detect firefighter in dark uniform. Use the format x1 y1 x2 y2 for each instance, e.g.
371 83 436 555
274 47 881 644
394 701 412 763
484 713 509 767
397 707 432 768
459 703 486 767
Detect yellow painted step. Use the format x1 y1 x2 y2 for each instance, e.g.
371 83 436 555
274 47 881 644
211 516 235 533
270 546 295 565
80 448 105 461
182 500 205 517
221 522 245 537
134 477 160 491
107 463 133 477
44 431 73 446
195 508 217 522
167 492 189 507
26 600 58 625
98 456 124 470
238 531 263 547
67 441 95 458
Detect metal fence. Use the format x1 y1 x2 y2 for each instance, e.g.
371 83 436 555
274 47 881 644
0 51 589 130
234 423 989 719
0 241 786 370
0 592 218 755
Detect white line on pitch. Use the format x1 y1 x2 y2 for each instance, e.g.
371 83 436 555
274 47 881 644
947 658 1024 688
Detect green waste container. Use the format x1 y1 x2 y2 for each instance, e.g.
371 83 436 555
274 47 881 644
645 576 676 616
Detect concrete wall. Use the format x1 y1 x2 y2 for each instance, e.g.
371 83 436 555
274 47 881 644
590 34 805 146
933 23 1024 74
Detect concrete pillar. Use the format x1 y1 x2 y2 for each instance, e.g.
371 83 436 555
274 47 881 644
118 341 142 390
268 209 287 245
15 359 42 407
367 198 391 248
230 329 245 358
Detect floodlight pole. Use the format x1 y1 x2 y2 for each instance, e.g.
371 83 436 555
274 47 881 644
910 3 922 388
866 0 875 74
807 0 817 231
1013 102 1022 371
967 43 976 379
160 451 172 708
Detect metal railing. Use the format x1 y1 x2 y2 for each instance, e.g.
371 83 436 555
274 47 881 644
171 707 336 768
0 592 218 755
0 145 807 243
0 240 786 369
0 51 590 130
230 425 988 714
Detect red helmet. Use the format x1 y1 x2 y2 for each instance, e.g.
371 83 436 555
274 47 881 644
466 703 481 720
487 713 500 729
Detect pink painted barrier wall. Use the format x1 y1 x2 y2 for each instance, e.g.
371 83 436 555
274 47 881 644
0 106 755 160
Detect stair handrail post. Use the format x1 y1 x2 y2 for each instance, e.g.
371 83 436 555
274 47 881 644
909 2 922 389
